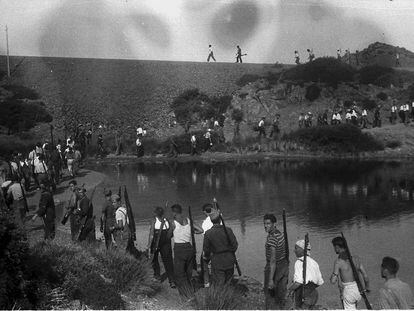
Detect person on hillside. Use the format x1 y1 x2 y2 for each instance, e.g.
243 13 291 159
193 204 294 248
351 108 358 126
204 129 213 150
49 146 62 185
34 154 49 187
74 147 82 174
345 49 351 65
307 48 315 62
299 112 305 128
200 203 221 288
411 101 414 120
146 206 176 288
337 49 342 60
403 102 410 125
330 236 370 310
287 239 324 309
190 134 198 156
66 180 79 241
65 147 76 177
378 257 414 309
294 50 300 65
7 177 27 230
32 182 56 240
236 45 243 63
305 112 313 128
373 106 382 128
207 44 216 62
361 109 368 129
168 137 179 158
391 103 398 124
269 115 281 139
111 194 132 252
97 134 104 158
322 110 329 125
136 135 144 158
74 187 95 242
263 213 288 310
395 52 400 67
203 212 238 286
399 104 405 123
86 128 93 145
258 117 266 139
18 155 31 191
332 111 342 125
100 189 115 249
170 204 203 298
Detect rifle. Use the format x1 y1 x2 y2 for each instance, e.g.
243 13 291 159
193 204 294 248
77 186 96 241
123 186 137 241
188 206 198 271
282 209 289 262
61 182 85 225
341 233 372 310
213 198 242 276
302 233 309 304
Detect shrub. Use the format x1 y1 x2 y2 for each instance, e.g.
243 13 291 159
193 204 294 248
0 201 30 310
408 83 414 101
282 57 356 87
0 134 38 158
343 100 353 109
193 284 244 310
284 124 384 153
361 98 378 111
358 65 394 85
3 84 40 100
385 140 402 149
305 84 321 101
376 92 388 101
375 73 402 88
236 74 260 86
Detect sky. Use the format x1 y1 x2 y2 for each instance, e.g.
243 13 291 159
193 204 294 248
0 0 414 64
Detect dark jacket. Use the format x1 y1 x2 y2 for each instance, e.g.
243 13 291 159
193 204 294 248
37 190 56 223
203 224 238 270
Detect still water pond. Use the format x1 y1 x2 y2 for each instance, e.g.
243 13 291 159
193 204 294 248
89 159 414 308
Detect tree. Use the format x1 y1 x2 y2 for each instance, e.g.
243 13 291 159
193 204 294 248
170 88 210 133
231 108 244 138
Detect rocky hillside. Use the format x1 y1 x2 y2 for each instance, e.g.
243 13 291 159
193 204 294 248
354 42 414 68
0 56 275 138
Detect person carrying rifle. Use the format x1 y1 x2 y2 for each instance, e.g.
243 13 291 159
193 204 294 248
288 239 324 309
110 194 132 252
263 213 288 310
170 204 203 298
32 182 56 240
74 187 95 242
330 236 370 310
100 189 115 249
146 206 175 288
203 209 238 286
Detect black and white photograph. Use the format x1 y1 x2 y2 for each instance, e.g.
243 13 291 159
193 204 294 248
0 0 414 309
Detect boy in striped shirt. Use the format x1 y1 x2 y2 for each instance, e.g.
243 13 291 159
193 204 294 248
264 213 288 309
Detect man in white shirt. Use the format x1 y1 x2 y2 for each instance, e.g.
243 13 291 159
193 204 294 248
391 103 398 124
258 117 266 138
288 239 324 309
207 44 216 62
361 109 368 129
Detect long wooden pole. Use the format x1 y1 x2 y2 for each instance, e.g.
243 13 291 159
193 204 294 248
5 25 10 78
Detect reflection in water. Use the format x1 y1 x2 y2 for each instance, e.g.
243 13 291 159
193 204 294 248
90 159 414 308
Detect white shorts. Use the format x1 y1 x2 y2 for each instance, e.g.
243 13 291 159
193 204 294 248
342 282 361 310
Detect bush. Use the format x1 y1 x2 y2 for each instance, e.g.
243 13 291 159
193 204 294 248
358 65 394 85
0 201 30 310
361 98 378 111
3 84 40 100
0 134 38 158
408 84 414 101
375 73 402 88
235 74 260 86
305 84 321 101
385 140 401 149
282 57 356 87
193 284 244 310
284 124 384 153
376 92 388 101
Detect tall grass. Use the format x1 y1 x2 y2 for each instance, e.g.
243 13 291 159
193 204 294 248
193 284 245 310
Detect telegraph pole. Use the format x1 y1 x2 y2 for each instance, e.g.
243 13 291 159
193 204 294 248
5 25 10 78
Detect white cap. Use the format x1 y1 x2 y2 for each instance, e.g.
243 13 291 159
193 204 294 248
296 239 311 251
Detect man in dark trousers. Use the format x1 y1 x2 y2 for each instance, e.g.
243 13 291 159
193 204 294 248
32 183 56 240
203 213 238 286
170 204 203 298
74 187 95 242
236 45 243 63
66 180 79 241
263 213 288 310
146 206 176 288
100 189 115 249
